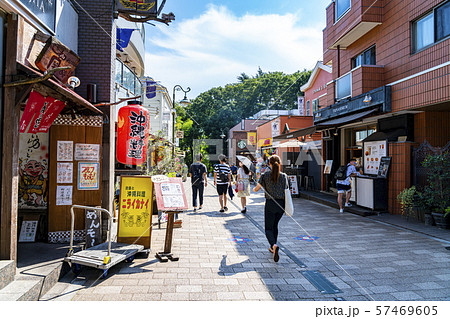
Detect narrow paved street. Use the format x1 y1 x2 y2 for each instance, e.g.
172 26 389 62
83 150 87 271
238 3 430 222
42 178 450 301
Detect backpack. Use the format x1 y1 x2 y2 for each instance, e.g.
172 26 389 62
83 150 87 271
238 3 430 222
192 164 203 185
217 165 229 183
334 165 349 180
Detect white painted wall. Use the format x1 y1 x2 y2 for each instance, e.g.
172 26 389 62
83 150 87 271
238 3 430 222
55 0 78 53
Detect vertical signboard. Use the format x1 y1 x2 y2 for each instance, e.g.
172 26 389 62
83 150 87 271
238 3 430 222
118 176 153 248
18 0 57 31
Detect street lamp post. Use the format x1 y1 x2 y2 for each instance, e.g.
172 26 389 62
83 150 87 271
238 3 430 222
172 85 190 157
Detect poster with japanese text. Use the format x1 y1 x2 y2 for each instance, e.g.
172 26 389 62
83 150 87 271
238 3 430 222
75 144 100 161
154 177 188 212
57 162 73 184
18 130 49 210
57 141 73 161
78 162 100 190
18 220 39 242
118 176 153 238
364 141 387 175
56 185 72 206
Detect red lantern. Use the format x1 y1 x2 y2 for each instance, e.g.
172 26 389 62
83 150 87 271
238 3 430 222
117 103 150 165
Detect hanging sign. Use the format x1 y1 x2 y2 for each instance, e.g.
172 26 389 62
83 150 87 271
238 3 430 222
176 131 184 139
35 37 80 84
116 0 158 15
247 132 256 146
117 103 150 165
154 177 188 212
118 176 153 248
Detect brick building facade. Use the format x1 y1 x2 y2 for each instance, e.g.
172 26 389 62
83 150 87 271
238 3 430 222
315 0 450 214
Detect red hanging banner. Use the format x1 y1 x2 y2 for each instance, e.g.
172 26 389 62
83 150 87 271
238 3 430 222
37 100 66 133
19 90 46 133
28 96 58 134
117 103 150 165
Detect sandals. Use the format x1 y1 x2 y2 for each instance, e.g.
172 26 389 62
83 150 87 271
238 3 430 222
272 245 280 262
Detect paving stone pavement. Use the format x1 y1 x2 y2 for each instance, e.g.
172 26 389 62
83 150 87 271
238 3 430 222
41 178 450 301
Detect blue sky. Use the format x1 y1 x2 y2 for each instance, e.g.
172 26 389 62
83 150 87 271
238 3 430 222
144 0 331 98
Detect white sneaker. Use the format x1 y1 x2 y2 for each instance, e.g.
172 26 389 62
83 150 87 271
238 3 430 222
339 209 344 213
345 203 352 207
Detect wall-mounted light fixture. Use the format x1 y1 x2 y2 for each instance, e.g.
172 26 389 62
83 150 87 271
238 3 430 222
363 94 372 103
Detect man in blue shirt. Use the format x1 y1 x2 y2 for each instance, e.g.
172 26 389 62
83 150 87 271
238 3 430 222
336 159 362 213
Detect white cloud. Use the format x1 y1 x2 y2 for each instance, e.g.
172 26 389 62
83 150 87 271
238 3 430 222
145 5 323 98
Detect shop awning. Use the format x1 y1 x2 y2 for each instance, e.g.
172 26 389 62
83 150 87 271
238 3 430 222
16 62 102 115
315 108 377 127
363 128 406 142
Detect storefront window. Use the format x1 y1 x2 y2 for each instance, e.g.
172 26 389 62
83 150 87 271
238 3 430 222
115 59 122 85
345 126 376 164
123 65 134 92
135 78 142 96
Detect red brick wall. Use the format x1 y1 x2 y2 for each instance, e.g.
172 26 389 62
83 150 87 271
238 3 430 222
414 112 450 148
352 65 385 96
388 142 416 215
323 0 450 111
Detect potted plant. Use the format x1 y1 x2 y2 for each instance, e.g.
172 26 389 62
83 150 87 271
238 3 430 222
397 186 416 220
421 152 450 229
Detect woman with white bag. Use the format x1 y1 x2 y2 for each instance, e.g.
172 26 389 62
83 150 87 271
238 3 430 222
236 160 251 213
253 155 291 262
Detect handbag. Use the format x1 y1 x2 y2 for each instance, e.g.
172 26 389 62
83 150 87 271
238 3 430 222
284 174 294 217
237 180 245 191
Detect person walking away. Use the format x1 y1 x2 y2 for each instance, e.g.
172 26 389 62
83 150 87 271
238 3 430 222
189 154 207 211
253 155 290 262
335 159 362 213
214 154 232 213
230 163 238 182
236 160 251 213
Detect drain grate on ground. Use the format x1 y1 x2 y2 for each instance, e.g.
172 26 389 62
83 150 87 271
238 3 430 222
301 270 342 294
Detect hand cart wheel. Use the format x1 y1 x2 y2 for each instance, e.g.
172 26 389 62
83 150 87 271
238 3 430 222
126 256 135 263
71 263 82 275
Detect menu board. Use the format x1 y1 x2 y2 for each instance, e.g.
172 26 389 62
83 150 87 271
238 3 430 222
364 140 387 175
288 176 299 195
377 157 392 178
154 177 188 212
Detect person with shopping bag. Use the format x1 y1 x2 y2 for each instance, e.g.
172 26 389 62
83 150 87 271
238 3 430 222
253 155 291 262
236 160 251 213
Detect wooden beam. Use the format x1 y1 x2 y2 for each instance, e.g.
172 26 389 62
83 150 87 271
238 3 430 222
15 84 33 107
1 15 19 262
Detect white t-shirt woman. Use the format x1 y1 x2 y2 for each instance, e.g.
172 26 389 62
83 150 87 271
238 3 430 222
236 162 251 213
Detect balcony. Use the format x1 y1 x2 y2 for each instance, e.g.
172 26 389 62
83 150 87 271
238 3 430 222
326 64 385 106
325 0 383 50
